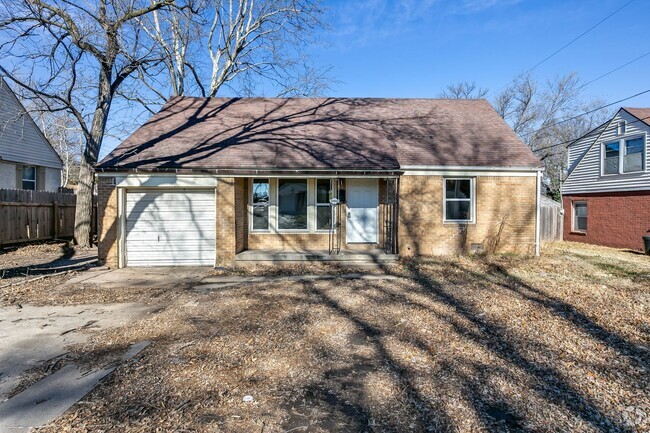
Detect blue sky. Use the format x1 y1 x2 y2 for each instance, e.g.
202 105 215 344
101 0 650 156
307 0 649 102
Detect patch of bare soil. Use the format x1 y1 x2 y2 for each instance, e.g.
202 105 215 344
0 242 98 306
34 241 649 432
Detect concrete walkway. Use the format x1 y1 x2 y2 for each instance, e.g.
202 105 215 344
0 303 152 401
0 341 150 433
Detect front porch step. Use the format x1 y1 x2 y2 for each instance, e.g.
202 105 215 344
235 249 398 266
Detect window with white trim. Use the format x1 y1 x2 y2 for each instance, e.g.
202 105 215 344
603 136 646 175
315 179 333 230
22 166 36 191
572 202 587 233
444 178 473 222
603 141 620 175
251 178 270 231
624 137 644 173
278 178 308 230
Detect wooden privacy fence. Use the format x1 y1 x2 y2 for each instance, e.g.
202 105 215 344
0 189 76 246
540 196 563 242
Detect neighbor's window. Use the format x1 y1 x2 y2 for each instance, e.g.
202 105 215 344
603 142 620 175
444 178 473 222
278 179 308 230
316 179 333 230
623 137 644 173
251 179 270 231
22 166 36 190
573 202 587 233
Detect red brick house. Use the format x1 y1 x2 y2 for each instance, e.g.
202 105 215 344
562 107 650 250
96 97 543 267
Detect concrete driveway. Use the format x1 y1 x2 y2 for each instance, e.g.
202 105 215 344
65 266 214 289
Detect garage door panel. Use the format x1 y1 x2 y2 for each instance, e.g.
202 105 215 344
125 190 215 266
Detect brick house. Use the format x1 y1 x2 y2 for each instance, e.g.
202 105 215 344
96 97 543 267
562 107 650 251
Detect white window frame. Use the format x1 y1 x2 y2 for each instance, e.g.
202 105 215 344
276 178 309 233
22 165 37 191
443 177 475 224
601 133 647 176
249 178 271 232
572 201 587 233
315 178 335 232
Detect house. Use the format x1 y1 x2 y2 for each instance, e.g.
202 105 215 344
96 97 543 267
0 77 63 191
562 107 650 250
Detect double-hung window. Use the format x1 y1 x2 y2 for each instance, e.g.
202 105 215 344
573 202 587 233
603 136 646 175
444 178 473 223
624 137 644 173
315 179 333 231
22 166 36 191
251 179 270 231
278 179 308 230
603 142 620 175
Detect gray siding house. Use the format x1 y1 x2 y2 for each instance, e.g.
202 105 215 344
562 107 650 250
0 77 62 191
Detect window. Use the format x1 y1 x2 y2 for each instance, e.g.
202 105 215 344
573 202 587 233
616 121 626 135
444 178 473 222
22 166 36 190
251 179 270 231
316 179 333 230
624 137 644 173
603 142 620 175
278 179 308 230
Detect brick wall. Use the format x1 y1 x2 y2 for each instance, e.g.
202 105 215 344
97 180 119 267
216 178 237 266
398 175 537 256
234 178 248 253
563 191 650 250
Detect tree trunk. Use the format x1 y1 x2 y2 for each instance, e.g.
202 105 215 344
73 66 113 247
74 156 94 246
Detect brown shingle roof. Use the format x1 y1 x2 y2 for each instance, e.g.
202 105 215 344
98 97 541 171
623 107 650 127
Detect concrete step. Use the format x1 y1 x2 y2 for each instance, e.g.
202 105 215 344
235 250 398 264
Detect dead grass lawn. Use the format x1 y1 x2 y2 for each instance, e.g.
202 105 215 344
32 242 650 432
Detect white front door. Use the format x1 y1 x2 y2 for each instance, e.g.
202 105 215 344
346 178 378 244
125 190 215 266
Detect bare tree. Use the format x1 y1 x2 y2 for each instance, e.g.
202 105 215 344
439 81 488 99
139 0 327 98
494 74 610 199
0 0 175 246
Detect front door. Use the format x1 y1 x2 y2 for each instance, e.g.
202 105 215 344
346 178 378 243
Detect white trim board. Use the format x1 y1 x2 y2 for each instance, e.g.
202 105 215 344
403 170 539 177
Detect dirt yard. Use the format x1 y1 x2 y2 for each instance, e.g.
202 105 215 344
3 242 649 432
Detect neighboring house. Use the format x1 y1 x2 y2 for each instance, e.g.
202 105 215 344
562 107 650 250
96 97 543 267
0 77 63 191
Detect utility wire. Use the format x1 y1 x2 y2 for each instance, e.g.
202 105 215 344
520 88 650 138
532 114 650 154
492 0 635 95
579 50 650 90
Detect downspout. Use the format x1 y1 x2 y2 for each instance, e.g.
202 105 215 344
535 170 542 256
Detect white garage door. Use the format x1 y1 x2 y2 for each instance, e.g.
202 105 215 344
125 190 215 266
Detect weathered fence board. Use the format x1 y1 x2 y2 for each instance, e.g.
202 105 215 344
540 196 563 242
0 189 76 245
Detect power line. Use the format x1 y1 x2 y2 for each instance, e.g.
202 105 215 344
532 114 650 154
492 0 635 95
520 88 650 138
579 50 650 90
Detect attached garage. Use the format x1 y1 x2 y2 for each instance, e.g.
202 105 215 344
125 190 215 266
